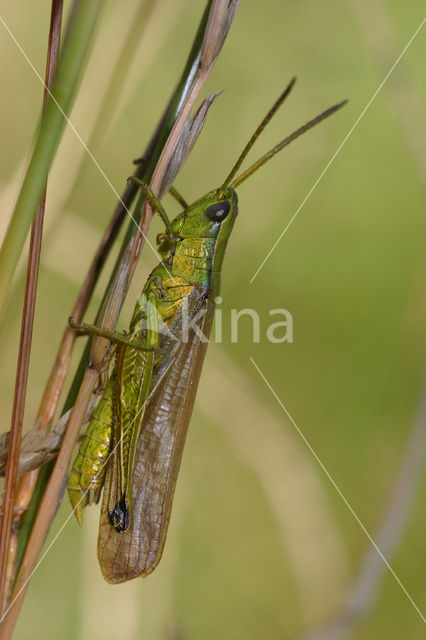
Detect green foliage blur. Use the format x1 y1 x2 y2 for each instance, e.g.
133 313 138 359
0 1 425 638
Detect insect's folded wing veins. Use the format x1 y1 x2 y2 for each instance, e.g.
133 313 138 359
98 296 213 583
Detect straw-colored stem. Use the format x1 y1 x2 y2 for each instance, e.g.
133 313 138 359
11 178 130 578
1 368 99 636
0 242 132 636
0 0 63 615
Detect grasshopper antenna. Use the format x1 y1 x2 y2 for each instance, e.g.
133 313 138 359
230 99 347 189
220 77 347 191
221 77 297 190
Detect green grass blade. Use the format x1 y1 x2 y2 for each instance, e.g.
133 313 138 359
0 0 103 325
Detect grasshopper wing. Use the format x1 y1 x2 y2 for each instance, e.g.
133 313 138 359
98 296 214 583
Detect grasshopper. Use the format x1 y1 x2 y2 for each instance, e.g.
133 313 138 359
68 78 346 583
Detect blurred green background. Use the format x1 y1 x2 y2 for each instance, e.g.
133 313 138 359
0 1 425 638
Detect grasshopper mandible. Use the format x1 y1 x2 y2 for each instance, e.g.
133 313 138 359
68 78 346 583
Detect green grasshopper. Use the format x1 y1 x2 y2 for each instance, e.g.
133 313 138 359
68 78 346 583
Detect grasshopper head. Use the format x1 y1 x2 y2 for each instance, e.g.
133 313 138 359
158 80 346 263
157 188 238 283
171 187 238 243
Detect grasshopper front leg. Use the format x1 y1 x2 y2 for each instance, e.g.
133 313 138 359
131 159 189 209
127 177 176 241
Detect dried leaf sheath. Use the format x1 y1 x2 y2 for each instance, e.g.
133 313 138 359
98 299 213 582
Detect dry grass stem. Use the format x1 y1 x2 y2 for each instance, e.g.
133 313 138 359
0 243 134 636
0 0 63 616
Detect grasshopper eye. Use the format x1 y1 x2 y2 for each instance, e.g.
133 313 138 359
205 201 231 222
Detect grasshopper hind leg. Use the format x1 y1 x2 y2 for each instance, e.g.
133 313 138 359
68 381 114 525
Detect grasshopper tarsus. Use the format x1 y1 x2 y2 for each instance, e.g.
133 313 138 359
68 316 87 336
132 156 147 166
127 177 176 241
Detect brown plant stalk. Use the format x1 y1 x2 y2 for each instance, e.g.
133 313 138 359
4 178 131 600
0 0 63 615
